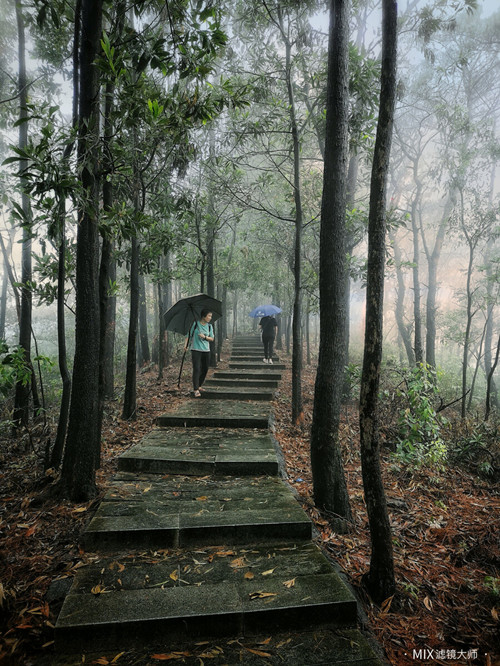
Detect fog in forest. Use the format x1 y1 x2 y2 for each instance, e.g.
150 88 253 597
1 1 500 664
0 0 499 429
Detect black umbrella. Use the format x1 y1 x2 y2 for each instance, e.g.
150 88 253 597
163 294 223 386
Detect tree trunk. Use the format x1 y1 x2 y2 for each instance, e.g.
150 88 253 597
122 236 139 420
410 199 423 364
424 196 452 368
52 0 81 470
310 0 352 529
13 1 32 432
359 0 397 604
389 230 415 366
0 230 14 340
138 272 150 365
61 0 103 501
278 7 303 425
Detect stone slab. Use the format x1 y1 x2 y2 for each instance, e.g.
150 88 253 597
82 475 312 550
201 387 275 401
205 378 279 388
229 362 286 370
118 429 279 476
55 541 357 652
157 400 271 429
213 370 282 381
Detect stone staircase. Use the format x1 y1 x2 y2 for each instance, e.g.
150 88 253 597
55 335 385 664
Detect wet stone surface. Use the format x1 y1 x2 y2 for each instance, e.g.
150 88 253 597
157 400 272 428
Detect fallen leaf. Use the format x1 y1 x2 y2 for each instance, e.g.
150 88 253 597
244 572 255 580
150 653 191 661
111 652 125 663
196 496 208 501
244 647 272 657
261 568 275 576
380 595 394 615
423 596 433 611
169 570 179 582
283 578 295 588
249 591 278 600
491 607 498 622
230 557 246 568
72 507 87 513
91 584 108 595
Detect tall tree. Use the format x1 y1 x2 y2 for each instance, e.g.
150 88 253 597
12 0 32 431
310 0 352 529
60 0 103 500
358 0 397 603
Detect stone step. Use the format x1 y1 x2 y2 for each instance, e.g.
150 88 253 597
231 355 280 362
205 377 279 388
213 370 282 381
157 400 271 429
81 475 312 551
229 361 286 370
55 541 358 653
118 428 279 477
201 387 275 401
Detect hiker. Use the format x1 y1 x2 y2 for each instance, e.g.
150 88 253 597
259 315 278 364
184 309 214 397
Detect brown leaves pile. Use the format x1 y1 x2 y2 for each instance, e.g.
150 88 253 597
272 364 500 666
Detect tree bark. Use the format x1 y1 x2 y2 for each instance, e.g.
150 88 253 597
359 0 397 603
389 230 415 366
13 0 32 432
122 236 139 420
61 0 103 501
51 0 81 469
277 5 303 424
138 272 150 365
310 0 352 529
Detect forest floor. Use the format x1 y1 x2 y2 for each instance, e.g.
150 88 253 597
0 348 499 666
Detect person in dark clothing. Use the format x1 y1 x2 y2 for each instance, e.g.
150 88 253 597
259 315 278 364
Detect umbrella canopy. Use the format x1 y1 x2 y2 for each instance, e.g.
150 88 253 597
249 304 282 318
164 294 223 336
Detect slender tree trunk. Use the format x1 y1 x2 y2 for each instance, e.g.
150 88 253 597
13 1 32 431
0 231 20 323
278 6 303 424
61 0 103 501
122 236 139 420
389 230 415 366
359 0 397 603
138 272 150 365
410 198 423 364
0 230 14 339
310 0 352 529
51 0 81 469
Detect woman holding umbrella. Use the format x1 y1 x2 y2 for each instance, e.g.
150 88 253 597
184 309 214 397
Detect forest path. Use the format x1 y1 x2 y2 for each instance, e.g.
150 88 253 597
54 336 385 664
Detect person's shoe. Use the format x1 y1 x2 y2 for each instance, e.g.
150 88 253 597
263 358 268 363
194 390 201 397
268 358 273 364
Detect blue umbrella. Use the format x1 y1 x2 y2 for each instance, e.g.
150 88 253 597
249 304 282 318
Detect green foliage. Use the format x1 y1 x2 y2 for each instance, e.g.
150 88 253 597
0 341 31 398
483 576 500 599
393 363 448 470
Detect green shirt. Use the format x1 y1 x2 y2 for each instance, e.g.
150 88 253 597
189 321 212 352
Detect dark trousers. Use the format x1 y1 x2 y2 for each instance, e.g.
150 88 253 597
192 350 209 390
262 336 274 359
